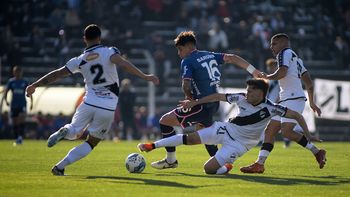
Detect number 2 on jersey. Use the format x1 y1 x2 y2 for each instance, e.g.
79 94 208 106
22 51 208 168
90 64 106 84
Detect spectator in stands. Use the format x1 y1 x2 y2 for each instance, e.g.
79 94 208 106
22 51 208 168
148 107 162 140
149 33 170 98
52 112 69 132
1 66 33 145
208 22 229 51
48 7 65 30
0 111 11 139
334 36 350 68
30 25 47 57
54 29 70 67
118 78 138 140
36 112 54 140
109 106 121 142
135 106 150 141
6 42 22 69
64 9 81 27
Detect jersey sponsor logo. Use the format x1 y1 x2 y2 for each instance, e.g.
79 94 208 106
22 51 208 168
86 53 99 61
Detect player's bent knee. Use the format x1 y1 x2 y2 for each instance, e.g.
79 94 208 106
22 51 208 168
203 165 216 174
160 111 180 126
86 134 101 148
185 133 201 145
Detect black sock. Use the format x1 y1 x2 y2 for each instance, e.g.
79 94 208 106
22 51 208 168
261 143 274 152
205 144 218 156
297 135 308 147
160 124 176 152
182 134 188 145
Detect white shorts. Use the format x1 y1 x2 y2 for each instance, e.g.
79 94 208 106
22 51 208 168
64 103 115 140
271 98 305 124
198 122 248 166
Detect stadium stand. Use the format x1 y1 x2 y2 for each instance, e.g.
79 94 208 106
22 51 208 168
0 0 349 140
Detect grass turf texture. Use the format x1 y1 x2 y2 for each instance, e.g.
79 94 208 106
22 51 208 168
0 140 349 197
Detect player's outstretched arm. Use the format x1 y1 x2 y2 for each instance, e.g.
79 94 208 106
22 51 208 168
178 93 226 109
266 66 288 80
301 72 322 116
223 54 263 78
284 108 322 142
26 67 71 97
110 54 159 85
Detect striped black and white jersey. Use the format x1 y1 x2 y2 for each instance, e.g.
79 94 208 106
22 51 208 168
225 93 287 148
65 44 120 111
276 48 307 102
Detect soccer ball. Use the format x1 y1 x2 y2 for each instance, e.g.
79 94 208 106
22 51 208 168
125 153 146 173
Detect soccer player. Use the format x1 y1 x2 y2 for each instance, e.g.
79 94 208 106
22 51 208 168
265 58 291 148
138 79 318 174
150 30 264 170
25 24 159 176
1 66 33 145
240 33 325 174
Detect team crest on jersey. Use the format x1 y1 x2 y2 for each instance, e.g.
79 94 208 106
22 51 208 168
259 110 267 118
86 53 99 61
183 65 188 75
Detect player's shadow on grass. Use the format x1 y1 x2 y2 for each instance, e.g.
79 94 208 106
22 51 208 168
169 172 350 186
86 176 204 188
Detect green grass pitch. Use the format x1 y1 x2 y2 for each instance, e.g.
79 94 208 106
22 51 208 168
0 140 349 197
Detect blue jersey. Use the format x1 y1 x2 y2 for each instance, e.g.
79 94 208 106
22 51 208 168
181 50 225 99
6 78 28 108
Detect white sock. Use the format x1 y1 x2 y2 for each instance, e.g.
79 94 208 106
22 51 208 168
216 165 228 175
166 152 176 164
56 142 92 170
154 134 184 148
305 142 319 155
256 150 270 165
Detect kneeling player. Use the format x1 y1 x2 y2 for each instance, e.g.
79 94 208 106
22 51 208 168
138 79 324 174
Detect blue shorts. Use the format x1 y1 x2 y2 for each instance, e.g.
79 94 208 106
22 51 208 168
174 102 219 128
10 107 26 118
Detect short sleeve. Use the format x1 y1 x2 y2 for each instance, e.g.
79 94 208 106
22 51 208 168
226 93 245 104
297 58 307 75
277 49 292 68
109 47 121 56
212 52 225 65
64 57 80 74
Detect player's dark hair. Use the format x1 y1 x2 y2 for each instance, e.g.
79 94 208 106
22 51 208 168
246 78 269 98
271 33 289 41
174 31 196 47
84 24 101 41
13 65 22 71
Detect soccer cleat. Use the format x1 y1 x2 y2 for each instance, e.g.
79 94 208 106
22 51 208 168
240 162 265 173
224 163 233 174
51 166 65 176
47 127 68 148
137 143 154 152
314 149 327 169
151 158 178 169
